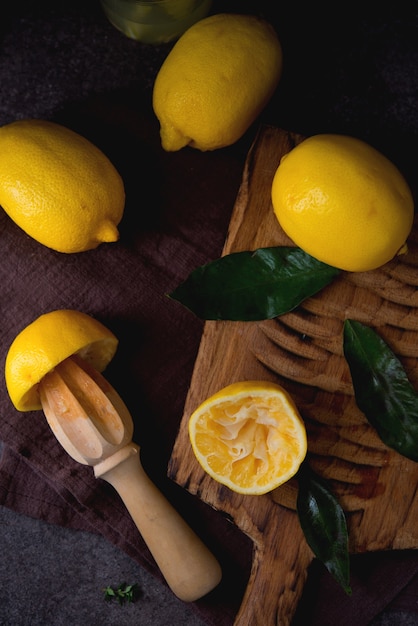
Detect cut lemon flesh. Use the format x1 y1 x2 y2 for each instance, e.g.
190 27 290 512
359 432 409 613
189 380 307 495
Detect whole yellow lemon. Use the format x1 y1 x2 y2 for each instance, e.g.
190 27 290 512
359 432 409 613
271 134 414 272
0 119 125 253
152 13 283 151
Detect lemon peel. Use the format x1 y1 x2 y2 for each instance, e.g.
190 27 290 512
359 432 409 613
0 119 125 253
153 13 283 151
5 309 118 412
271 134 414 272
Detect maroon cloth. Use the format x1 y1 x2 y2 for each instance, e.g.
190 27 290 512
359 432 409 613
0 93 255 625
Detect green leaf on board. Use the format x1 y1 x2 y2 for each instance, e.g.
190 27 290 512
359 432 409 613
169 246 341 321
297 463 351 595
343 319 418 462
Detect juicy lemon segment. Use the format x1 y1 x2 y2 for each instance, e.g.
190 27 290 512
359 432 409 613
152 13 282 151
271 134 414 272
5 309 118 412
189 381 307 495
0 119 125 253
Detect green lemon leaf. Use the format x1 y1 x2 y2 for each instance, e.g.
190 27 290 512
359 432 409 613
343 319 418 462
169 246 341 321
297 464 351 595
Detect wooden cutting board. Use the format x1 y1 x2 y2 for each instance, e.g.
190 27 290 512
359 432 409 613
168 125 418 625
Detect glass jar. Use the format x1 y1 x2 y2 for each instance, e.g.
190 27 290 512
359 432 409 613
101 0 212 44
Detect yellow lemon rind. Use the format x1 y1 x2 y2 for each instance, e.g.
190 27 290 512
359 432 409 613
271 134 415 273
152 13 283 152
0 119 125 253
5 309 118 412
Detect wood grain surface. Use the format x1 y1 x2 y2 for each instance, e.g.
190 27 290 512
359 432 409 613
168 125 418 625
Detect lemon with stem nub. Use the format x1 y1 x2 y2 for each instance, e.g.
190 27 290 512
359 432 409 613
0 119 125 253
153 13 283 151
